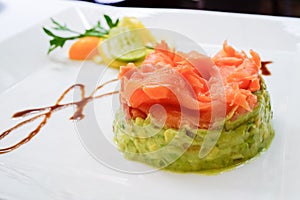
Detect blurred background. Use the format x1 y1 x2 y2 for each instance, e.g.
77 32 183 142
81 0 300 17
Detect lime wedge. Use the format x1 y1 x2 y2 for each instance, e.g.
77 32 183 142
107 27 147 62
115 49 146 62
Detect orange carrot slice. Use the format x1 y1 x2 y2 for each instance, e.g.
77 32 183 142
69 37 101 60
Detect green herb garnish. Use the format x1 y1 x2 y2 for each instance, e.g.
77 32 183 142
43 15 119 54
104 14 119 29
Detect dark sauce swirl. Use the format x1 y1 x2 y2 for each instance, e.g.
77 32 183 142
0 79 119 154
261 61 272 76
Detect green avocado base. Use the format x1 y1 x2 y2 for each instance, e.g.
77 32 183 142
113 80 274 173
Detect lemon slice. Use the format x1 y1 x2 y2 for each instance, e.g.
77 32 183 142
107 27 147 62
118 17 146 29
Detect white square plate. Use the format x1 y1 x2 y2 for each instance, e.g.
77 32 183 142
1 3 300 200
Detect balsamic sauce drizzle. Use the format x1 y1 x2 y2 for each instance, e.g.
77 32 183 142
0 79 119 154
261 61 272 76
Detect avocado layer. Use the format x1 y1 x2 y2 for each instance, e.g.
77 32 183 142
113 80 274 173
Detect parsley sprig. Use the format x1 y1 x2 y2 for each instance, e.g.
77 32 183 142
43 15 119 54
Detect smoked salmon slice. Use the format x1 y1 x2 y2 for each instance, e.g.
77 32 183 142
119 41 262 129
